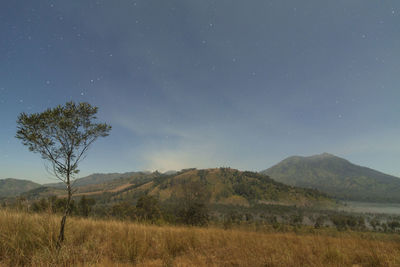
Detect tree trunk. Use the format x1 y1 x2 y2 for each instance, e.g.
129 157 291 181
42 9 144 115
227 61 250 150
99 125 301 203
57 181 72 249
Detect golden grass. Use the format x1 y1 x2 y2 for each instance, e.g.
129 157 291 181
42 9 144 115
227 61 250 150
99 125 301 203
0 210 399 266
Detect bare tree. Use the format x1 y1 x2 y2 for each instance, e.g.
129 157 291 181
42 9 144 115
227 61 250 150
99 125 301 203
16 102 111 248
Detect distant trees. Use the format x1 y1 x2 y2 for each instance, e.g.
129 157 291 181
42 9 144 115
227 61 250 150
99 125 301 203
31 197 54 213
16 102 111 248
314 216 325 229
223 210 242 229
176 180 211 226
111 201 137 220
29 195 96 217
388 221 400 232
136 195 161 222
330 214 366 231
78 196 96 217
110 195 162 223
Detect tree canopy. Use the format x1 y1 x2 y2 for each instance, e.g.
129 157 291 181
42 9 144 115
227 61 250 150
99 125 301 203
16 102 111 182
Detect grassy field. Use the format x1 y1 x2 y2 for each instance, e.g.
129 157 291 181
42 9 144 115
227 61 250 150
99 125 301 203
0 210 399 266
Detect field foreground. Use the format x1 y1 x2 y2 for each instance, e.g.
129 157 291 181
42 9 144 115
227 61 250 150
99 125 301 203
0 210 400 266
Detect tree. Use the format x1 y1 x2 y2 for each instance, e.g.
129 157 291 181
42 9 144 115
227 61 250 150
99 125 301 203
136 195 161 222
177 180 210 226
16 102 111 248
77 195 96 217
110 201 136 220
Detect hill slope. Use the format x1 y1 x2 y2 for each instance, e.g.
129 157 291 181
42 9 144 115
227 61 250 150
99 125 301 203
23 172 158 200
144 168 333 207
0 178 41 197
262 153 400 203
45 172 147 189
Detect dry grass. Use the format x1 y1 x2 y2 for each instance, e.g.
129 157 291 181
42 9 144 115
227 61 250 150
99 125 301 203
0 210 399 266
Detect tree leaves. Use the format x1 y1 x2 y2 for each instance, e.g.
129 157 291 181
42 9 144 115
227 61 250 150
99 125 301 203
16 101 111 183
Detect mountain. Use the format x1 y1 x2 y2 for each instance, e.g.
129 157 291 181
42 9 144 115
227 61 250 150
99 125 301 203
262 153 400 203
0 178 41 197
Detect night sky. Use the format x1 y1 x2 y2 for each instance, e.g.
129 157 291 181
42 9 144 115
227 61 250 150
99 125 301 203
1 1 400 183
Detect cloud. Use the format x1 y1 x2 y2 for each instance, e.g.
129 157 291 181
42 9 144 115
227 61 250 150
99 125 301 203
141 141 219 172
112 110 225 171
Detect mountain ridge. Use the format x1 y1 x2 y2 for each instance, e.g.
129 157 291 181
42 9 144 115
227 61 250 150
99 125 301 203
4 153 400 203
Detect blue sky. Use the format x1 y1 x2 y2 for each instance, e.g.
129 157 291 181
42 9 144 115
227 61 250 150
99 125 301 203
1 0 400 183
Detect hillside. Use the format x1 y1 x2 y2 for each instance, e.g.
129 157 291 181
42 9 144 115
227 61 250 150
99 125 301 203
262 153 400 203
0 178 41 198
23 172 158 200
45 171 148 188
20 186 65 200
144 168 333 207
